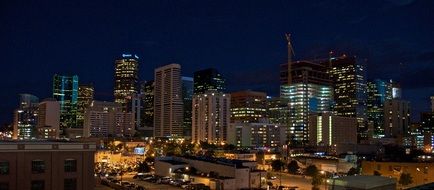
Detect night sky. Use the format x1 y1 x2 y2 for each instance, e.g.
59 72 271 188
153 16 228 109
1 0 433 124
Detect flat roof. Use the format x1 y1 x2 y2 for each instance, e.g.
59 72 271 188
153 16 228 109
329 175 396 189
0 140 96 152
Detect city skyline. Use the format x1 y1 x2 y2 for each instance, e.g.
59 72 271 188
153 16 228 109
1 0 434 125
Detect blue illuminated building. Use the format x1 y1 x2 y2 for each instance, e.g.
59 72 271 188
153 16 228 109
53 74 79 129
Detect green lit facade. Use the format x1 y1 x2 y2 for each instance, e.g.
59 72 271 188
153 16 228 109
281 83 333 145
53 74 79 129
280 60 333 145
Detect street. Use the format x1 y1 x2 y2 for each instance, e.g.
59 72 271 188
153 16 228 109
270 172 327 190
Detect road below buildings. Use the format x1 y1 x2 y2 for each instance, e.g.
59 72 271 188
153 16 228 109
270 172 328 190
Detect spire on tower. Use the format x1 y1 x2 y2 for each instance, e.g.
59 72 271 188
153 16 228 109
285 33 294 85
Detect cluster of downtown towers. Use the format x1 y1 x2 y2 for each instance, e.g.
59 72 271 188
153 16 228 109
13 37 416 147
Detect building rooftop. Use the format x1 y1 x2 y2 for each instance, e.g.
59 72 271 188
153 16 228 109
328 175 396 189
407 182 434 190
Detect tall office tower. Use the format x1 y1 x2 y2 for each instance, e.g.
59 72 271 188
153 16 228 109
140 80 154 136
280 60 333 145
391 81 402 99
114 54 139 108
383 99 410 138
266 97 290 125
182 77 194 137
154 64 184 137
421 112 434 134
37 99 60 139
279 35 333 145
76 84 94 127
193 68 225 94
308 113 358 146
53 74 79 130
431 96 434 112
421 97 434 134
230 90 267 123
12 94 39 140
367 79 393 138
83 101 134 137
325 55 367 142
127 93 143 132
192 91 230 144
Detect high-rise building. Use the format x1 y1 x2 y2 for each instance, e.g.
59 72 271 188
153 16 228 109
266 97 290 125
182 77 194 137
192 91 230 144
325 55 367 142
154 64 183 137
367 79 393 138
141 80 154 136
83 101 134 137
421 113 434 134
431 96 434 112
127 93 143 131
384 99 410 138
308 113 358 146
37 99 60 139
227 122 287 148
114 54 139 108
12 94 39 140
76 84 94 127
193 68 225 95
53 74 79 130
280 60 333 145
230 90 267 123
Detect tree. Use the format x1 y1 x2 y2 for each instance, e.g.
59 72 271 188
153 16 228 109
399 173 413 187
271 160 284 171
373 170 382 176
287 160 300 174
311 174 323 190
347 167 359 176
136 161 150 173
305 165 319 177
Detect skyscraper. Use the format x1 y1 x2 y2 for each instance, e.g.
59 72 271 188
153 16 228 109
77 84 94 127
193 68 225 94
154 64 183 137
367 79 393 138
37 99 60 139
280 60 333 145
230 90 267 123
13 94 39 139
266 97 290 125
430 96 434 112
326 55 367 141
384 99 410 138
53 74 79 130
182 77 194 137
141 80 154 136
114 54 139 108
192 91 230 144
